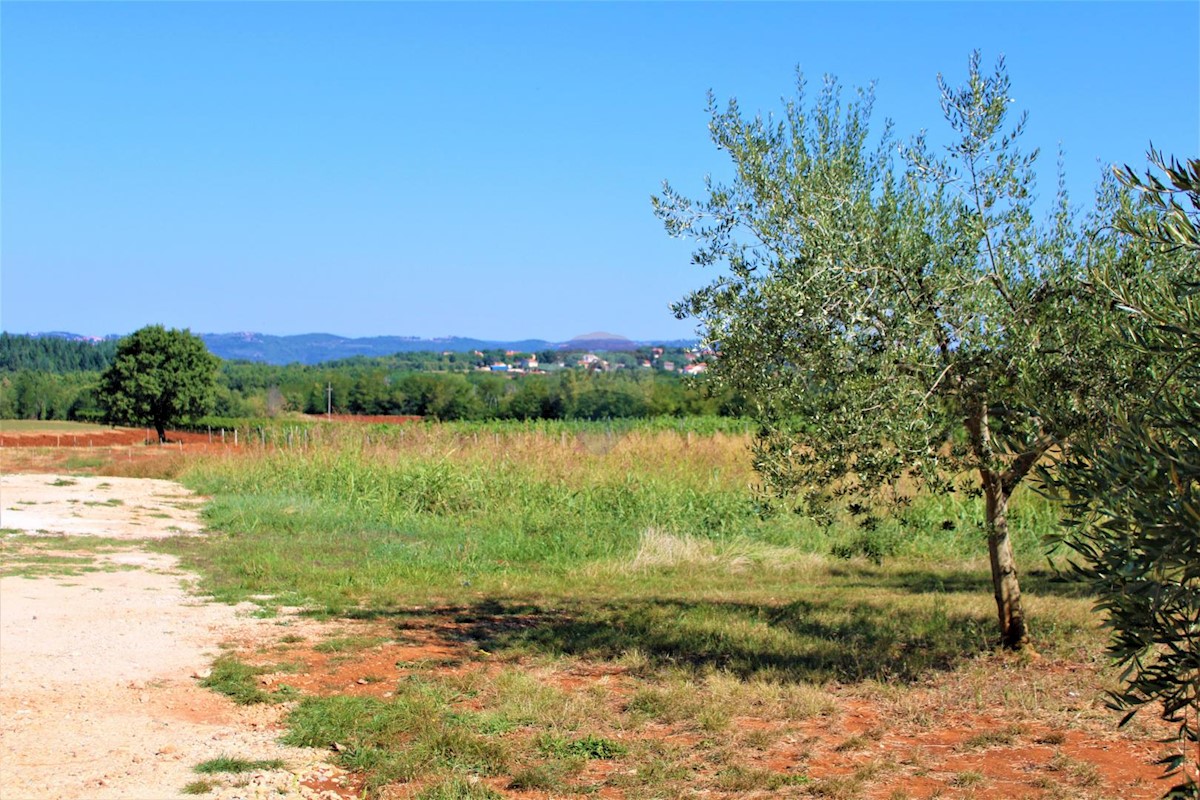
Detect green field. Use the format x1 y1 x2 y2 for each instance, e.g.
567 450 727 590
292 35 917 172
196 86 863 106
150 422 1155 799
0 419 113 433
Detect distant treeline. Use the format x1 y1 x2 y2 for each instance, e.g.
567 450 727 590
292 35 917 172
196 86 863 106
0 334 739 423
0 333 118 372
224 364 741 421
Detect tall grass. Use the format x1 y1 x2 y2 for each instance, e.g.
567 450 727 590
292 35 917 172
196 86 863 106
167 424 1062 612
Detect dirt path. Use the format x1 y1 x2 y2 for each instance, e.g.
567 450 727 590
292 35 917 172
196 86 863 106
0 475 351 800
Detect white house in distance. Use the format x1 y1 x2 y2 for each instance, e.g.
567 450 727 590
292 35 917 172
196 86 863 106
577 353 609 370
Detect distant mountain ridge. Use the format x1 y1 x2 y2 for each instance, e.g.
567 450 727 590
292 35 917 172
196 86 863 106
19 330 696 366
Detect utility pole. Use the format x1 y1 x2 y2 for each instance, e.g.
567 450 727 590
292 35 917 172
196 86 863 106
326 382 332 418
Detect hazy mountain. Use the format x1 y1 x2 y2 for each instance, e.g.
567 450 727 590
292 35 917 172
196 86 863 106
198 332 694 365
567 332 639 352
10 330 696 366
196 333 553 365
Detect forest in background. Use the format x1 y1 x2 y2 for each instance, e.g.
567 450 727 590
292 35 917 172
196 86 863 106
0 332 737 423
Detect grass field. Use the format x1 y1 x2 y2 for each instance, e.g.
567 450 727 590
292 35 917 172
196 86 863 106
127 421 1172 798
0 419 112 433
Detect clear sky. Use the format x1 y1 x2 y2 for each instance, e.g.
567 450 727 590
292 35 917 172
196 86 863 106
3 2 1197 342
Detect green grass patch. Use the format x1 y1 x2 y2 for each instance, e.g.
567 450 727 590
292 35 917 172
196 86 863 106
715 765 810 791
0 553 99 579
413 778 502 800
313 634 389 653
507 759 583 790
63 455 106 470
193 756 286 774
283 686 511 792
180 779 216 795
0 534 137 552
199 656 295 705
0 535 148 578
0 420 110 433
536 732 627 759
960 723 1025 750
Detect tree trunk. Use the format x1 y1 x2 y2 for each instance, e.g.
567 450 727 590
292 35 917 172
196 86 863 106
983 474 1027 649
967 401 1029 651
155 421 167 443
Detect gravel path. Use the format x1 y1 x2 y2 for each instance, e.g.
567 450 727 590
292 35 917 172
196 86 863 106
0 475 351 800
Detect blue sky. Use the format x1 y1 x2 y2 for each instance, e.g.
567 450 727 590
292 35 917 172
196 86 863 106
3 2 1197 342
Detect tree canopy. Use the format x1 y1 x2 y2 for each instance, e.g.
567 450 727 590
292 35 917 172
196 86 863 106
1051 152 1200 795
99 325 219 441
654 53 1163 649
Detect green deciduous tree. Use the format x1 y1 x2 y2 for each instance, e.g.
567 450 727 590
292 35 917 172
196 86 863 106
1050 152 1200 797
654 53 1146 649
100 325 219 442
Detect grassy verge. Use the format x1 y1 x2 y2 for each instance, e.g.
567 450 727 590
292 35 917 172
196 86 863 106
0 534 145 578
162 426 1061 609
154 424 1143 798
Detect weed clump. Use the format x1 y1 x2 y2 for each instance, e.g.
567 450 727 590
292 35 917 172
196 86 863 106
193 756 286 774
200 656 294 705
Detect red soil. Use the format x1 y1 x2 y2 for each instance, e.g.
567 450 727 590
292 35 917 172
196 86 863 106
0 427 214 448
228 614 1180 800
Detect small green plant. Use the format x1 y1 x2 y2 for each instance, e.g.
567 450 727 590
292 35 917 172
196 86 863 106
181 779 216 795
63 455 105 470
413 778 502 800
834 734 871 752
49 478 77 487
809 774 865 799
507 759 581 790
715 765 809 791
194 756 286 774
949 770 986 788
536 733 627 760
960 724 1023 750
199 656 273 705
831 528 901 565
313 634 389 653
740 727 778 750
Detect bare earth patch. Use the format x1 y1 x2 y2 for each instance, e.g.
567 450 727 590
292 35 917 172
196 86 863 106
0 474 354 800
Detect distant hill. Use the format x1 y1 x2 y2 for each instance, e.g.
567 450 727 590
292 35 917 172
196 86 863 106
196 332 553 365
7 330 696 366
199 332 695 364
568 332 638 351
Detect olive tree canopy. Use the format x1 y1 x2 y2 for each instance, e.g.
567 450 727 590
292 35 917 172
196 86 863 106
654 53 1153 649
1050 152 1200 794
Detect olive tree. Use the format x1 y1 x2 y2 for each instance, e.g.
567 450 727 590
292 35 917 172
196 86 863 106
654 53 1144 649
1050 152 1200 796
100 325 218 442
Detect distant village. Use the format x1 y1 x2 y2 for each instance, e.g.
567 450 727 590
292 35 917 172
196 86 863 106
470 346 711 376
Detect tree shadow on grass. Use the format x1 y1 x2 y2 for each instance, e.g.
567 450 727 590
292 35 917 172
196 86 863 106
349 594 996 685
819 562 1095 599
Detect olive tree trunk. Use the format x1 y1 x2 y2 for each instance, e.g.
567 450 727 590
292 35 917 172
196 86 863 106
968 403 1030 650
982 472 1027 649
